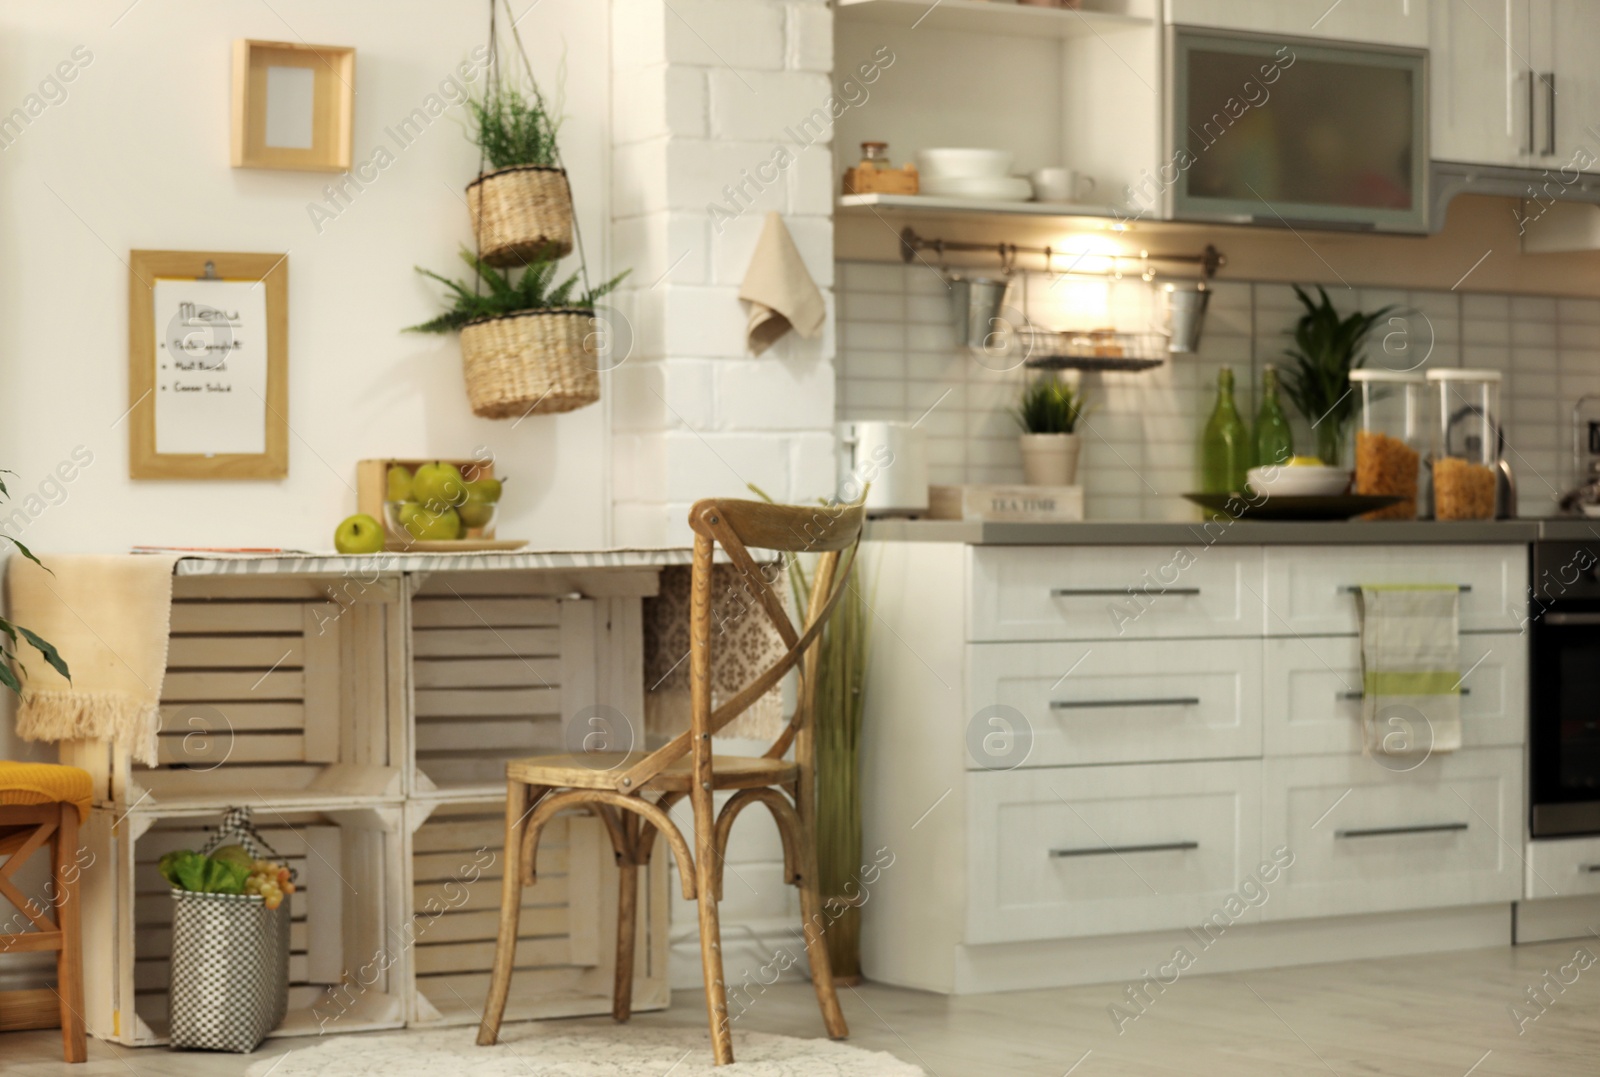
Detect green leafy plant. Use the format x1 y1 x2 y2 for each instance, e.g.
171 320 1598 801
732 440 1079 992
157 849 249 894
407 248 628 333
1279 284 1397 464
469 80 562 171
0 471 68 697
1013 377 1086 435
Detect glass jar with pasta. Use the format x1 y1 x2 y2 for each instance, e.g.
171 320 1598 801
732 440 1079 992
1427 368 1503 521
1351 370 1425 520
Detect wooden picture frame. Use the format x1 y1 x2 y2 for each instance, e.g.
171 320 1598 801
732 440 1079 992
231 39 354 172
128 250 289 480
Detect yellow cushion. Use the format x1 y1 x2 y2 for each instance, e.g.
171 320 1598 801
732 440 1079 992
0 761 93 824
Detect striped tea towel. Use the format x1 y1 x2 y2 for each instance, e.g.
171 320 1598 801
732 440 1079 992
1355 584 1462 757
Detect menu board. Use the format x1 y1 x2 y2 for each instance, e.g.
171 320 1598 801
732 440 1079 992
151 278 269 456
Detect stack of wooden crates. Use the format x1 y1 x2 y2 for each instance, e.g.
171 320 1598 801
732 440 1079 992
66 557 674 1046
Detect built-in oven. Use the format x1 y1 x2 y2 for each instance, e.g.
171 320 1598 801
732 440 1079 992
1530 539 1600 837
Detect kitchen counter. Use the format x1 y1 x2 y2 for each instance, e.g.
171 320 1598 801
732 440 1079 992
864 518 1600 545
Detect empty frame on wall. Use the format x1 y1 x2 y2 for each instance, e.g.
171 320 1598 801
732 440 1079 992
127 250 289 479
231 39 354 172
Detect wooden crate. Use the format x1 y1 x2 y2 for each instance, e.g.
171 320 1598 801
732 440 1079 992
81 801 406 1046
408 571 655 798
405 798 669 1027
63 574 406 810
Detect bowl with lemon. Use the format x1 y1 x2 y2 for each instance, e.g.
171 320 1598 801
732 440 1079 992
1246 456 1352 498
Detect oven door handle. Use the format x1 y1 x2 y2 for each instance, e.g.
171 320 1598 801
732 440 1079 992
1542 612 1600 626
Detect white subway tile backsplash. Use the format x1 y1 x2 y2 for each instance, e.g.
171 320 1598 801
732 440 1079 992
836 261 1585 518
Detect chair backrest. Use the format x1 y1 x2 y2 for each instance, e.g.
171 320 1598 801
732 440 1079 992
612 497 864 794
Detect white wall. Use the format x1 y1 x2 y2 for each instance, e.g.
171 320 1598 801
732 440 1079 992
0 0 611 556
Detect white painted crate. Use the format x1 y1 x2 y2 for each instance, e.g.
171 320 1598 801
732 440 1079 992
404 798 669 1027
81 801 407 1046
408 570 655 798
64 574 406 810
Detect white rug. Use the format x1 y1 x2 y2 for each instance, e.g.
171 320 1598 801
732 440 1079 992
245 1025 925 1076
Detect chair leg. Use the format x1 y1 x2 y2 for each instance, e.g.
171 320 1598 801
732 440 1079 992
478 781 535 1047
612 859 638 1022
53 803 86 1063
795 791 848 1040
690 784 734 1065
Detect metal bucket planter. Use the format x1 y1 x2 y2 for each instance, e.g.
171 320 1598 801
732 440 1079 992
466 165 575 267
168 891 290 1052
459 308 600 419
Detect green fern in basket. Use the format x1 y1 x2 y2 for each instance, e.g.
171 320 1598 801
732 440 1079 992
407 248 628 333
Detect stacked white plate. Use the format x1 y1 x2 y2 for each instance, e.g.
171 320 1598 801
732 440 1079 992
916 148 1032 202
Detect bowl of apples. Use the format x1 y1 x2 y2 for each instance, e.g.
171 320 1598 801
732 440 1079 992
373 459 522 551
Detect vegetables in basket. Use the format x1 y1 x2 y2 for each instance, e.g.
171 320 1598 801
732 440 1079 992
159 846 296 909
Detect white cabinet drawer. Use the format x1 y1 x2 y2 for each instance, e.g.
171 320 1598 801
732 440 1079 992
1261 545 1526 636
969 546 1263 642
1260 748 1524 921
966 761 1262 944
968 639 1262 768
1262 633 1526 757
1527 836 1600 900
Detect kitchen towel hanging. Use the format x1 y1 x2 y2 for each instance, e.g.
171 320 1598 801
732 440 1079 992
739 212 826 355
7 554 179 766
1355 584 1462 757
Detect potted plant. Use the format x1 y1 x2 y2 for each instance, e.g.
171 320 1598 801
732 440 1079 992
409 248 626 418
1014 376 1087 485
1280 284 1396 467
465 77 573 267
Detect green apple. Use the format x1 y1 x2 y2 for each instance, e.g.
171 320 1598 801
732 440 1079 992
334 513 386 554
412 462 467 511
465 476 503 503
405 506 461 541
386 464 414 502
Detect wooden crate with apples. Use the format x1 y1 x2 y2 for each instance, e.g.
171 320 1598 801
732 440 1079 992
356 458 503 550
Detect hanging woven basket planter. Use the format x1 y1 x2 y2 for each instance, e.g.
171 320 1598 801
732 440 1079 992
466 165 574 267
459 307 599 418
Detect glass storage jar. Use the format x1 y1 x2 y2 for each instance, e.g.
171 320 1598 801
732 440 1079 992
1351 370 1426 519
1427 368 1502 520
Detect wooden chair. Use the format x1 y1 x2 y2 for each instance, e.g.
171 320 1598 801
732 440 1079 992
478 497 863 1065
0 761 91 1063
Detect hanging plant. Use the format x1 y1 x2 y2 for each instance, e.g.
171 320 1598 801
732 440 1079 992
408 248 627 419
466 2 575 266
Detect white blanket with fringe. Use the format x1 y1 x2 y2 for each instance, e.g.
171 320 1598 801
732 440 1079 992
7 553 178 766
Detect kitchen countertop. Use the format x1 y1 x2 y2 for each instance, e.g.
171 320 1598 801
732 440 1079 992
864 518 1600 545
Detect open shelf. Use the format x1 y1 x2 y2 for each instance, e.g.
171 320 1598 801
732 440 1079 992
840 192 1130 223
84 802 407 1046
836 0 1151 39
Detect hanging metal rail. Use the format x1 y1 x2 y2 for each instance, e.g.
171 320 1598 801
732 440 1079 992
897 226 1224 279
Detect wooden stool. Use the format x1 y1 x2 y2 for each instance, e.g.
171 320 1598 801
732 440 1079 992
478 497 864 1065
0 761 91 1063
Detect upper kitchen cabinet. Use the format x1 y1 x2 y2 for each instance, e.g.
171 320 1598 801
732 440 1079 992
1166 0 1430 47
1431 0 1598 170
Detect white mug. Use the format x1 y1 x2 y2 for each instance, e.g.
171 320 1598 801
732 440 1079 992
1031 167 1096 203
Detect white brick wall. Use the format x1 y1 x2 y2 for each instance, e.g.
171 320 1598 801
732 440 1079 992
610 0 838 986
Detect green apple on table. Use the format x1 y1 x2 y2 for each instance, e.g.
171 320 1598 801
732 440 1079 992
334 513 385 554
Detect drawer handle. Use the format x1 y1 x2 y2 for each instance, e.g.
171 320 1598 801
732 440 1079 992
1050 697 1201 710
1052 587 1201 597
1335 822 1469 839
1339 688 1471 701
1050 840 1200 858
1338 585 1471 594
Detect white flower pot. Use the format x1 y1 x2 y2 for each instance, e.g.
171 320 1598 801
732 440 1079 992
1019 432 1082 486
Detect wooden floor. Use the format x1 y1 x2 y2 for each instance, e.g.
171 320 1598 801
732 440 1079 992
6 941 1599 1075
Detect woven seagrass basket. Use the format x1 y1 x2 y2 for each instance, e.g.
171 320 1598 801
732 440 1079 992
466 165 575 267
459 308 599 419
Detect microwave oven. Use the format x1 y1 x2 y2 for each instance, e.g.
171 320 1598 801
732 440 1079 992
1164 27 1429 233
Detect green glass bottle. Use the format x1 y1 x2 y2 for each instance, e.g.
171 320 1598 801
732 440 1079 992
1252 363 1295 468
1200 366 1249 493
